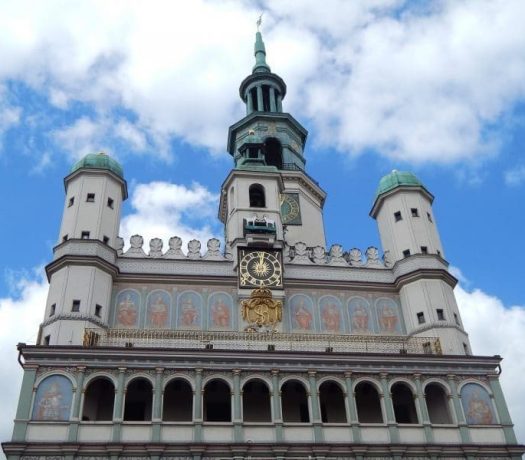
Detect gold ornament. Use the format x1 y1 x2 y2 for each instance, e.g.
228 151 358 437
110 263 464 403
241 287 283 327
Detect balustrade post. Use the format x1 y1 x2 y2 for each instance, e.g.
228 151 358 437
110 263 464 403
271 369 283 442
344 372 361 442
112 367 126 442
447 374 471 443
380 373 399 443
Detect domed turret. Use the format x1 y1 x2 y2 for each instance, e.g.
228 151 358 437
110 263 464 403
71 152 124 178
375 170 424 198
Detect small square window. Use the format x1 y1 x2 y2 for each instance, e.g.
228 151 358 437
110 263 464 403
62 235 69 243
437 308 445 320
103 236 110 245
417 312 425 324
427 212 433 222
463 343 470 355
43 335 51 346
86 193 95 202
454 313 460 326
68 197 75 207
437 249 442 257
81 231 90 239
72 300 80 312
95 304 102 318
411 208 419 217
394 211 402 222
107 197 114 209
421 246 428 254
50 304 56 317
402 249 411 258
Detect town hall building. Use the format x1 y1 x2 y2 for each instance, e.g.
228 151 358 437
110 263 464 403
2 29 524 460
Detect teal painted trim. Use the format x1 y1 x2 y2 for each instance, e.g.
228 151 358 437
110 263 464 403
193 369 203 442
68 422 79 442
488 375 518 444
11 366 37 441
344 373 361 443
271 370 283 442
269 87 277 112
151 368 163 442
447 375 471 443
257 86 263 112
152 423 161 442
233 370 242 442
308 371 323 442
68 367 85 441
414 375 433 443
112 368 126 442
277 94 282 111
380 374 399 443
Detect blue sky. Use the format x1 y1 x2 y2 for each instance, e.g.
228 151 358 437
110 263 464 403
1 0 525 449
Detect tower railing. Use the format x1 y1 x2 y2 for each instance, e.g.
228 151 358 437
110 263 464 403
83 328 442 355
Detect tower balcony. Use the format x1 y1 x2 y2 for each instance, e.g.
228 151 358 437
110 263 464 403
83 328 442 355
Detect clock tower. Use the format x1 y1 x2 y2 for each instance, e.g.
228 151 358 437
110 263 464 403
219 29 327 268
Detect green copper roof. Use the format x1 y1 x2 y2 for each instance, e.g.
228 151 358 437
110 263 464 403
71 152 124 178
253 31 271 73
376 170 423 198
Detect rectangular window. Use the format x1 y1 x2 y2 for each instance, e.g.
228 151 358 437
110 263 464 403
437 308 445 320
62 235 68 242
394 211 402 222
423 342 432 354
49 303 56 317
411 208 419 217
43 335 51 346
421 246 428 254
68 197 75 207
437 249 442 257
81 231 90 239
71 300 80 312
463 343 470 355
417 312 425 324
454 313 460 326
403 249 411 258
95 304 102 318
103 236 110 245
86 193 95 202
107 197 114 209
427 211 433 222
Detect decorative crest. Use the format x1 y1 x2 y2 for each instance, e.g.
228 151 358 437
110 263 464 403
256 13 263 31
241 287 282 329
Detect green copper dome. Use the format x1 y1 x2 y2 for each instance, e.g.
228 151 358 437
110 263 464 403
375 170 423 198
71 152 123 178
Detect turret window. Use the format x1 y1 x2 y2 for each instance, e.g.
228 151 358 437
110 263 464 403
417 312 425 324
62 235 68 242
72 300 80 312
95 304 102 318
264 138 283 169
454 313 460 326
249 184 266 208
427 212 433 222
402 249 411 258
81 231 90 239
49 304 56 317
436 309 445 321
103 236 110 245
107 197 114 209
43 335 50 346
86 193 95 202
68 197 74 207
421 246 428 254
394 211 402 222
411 208 419 217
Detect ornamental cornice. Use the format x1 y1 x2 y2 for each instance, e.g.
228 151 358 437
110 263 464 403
41 314 108 329
45 254 119 281
53 239 116 264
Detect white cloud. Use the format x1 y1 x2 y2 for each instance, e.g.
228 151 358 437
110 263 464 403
120 180 221 253
1 0 524 164
0 270 47 457
504 164 525 186
456 283 525 443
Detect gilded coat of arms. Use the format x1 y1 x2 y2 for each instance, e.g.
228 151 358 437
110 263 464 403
241 287 283 328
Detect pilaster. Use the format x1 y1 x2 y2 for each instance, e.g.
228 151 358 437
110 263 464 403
271 369 283 442
112 367 126 442
380 373 399 443
488 374 517 444
152 367 163 441
447 374 470 443
232 369 243 442
414 373 433 443
11 365 38 441
194 368 203 442
344 371 361 442
68 365 86 441
308 370 323 442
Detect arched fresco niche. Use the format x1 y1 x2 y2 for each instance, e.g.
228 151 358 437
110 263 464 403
208 292 234 330
177 291 203 328
376 297 403 334
460 383 496 425
146 290 171 329
319 296 344 333
348 297 374 334
114 289 140 328
288 294 315 332
32 375 73 421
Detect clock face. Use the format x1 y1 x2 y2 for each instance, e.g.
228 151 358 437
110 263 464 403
239 249 283 288
280 193 302 225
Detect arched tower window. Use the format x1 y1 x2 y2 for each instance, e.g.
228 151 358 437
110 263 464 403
391 382 419 424
249 184 266 208
355 381 383 423
319 381 347 423
203 379 231 422
281 380 309 423
264 138 283 169
124 378 153 421
82 377 115 421
243 379 271 422
425 383 452 424
163 379 193 421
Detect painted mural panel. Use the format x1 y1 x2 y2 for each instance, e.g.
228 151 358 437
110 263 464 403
177 291 203 328
376 297 403 334
208 292 234 330
319 295 344 333
32 375 73 421
348 297 374 333
146 290 171 328
115 289 140 328
461 383 496 425
289 294 315 332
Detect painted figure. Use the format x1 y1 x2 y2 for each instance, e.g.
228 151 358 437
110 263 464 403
148 293 169 328
116 293 138 327
211 296 230 327
379 302 398 332
461 384 496 425
351 302 369 332
321 301 341 332
180 296 198 326
293 298 313 330
32 376 72 421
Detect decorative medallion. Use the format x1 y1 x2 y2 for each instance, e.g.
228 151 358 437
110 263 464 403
241 287 283 328
280 193 302 225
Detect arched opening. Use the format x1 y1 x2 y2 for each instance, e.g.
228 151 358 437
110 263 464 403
281 380 309 423
264 138 283 169
163 379 193 421
123 378 153 421
355 381 383 423
243 379 271 422
392 382 419 424
426 383 452 424
82 377 115 421
262 85 271 111
249 184 266 208
319 381 347 423
203 379 231 422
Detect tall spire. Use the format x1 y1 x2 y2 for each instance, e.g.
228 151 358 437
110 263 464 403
253 18 271 73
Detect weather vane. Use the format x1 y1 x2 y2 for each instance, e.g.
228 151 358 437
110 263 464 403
256 13 263 31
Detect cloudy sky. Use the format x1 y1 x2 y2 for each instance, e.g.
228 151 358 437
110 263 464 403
1 0 525 451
